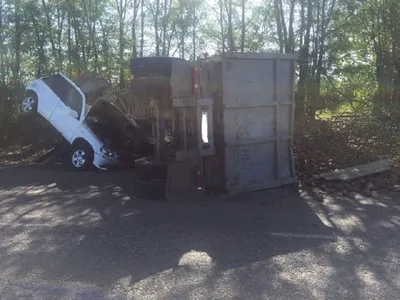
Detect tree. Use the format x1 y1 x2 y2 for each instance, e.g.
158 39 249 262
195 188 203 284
241 0 245 52
0 0 4 85
116 0 130 85
0 0 398 125
132 0 140 57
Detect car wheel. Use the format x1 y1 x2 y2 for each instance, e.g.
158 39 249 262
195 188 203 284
20 93 37 115
70 142 94 171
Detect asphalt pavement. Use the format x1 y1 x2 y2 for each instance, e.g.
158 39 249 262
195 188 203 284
0 164 399 299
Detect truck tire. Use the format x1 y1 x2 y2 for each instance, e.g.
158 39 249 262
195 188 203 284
135 157 168 181
132 176 166 200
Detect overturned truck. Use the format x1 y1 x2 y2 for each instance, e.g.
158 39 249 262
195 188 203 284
120 53 298 199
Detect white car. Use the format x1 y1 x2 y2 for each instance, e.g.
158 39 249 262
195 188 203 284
21 72 153 170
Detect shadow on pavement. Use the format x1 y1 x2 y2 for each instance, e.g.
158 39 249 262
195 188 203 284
1 165 398 299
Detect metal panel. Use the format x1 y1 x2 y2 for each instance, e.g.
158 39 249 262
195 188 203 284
170 59 193 98
221 54 296 194
223 106 276 144
223 59 276 106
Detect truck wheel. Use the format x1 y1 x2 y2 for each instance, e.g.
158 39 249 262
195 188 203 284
69 141 94 171
132 176 166 200
20 91 38 116
135 157 168 181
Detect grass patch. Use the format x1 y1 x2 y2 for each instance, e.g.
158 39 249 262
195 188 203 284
316 103 368 119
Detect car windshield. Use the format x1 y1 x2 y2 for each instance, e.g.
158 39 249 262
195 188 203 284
42 74 83 118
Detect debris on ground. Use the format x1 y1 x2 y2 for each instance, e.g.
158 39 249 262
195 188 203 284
295 115 400 195
0 118 63 166
316 159 392 181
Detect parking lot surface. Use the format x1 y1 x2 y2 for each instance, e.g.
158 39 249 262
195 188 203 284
0 165 399 299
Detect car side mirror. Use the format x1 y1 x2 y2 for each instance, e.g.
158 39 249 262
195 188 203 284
69 110 79 119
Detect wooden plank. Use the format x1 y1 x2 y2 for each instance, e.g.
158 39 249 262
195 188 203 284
316 159 392 181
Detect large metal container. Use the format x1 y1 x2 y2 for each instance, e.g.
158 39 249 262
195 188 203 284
130 56 194 99
209 52 297 194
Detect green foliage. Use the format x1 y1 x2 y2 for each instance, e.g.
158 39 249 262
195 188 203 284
0 0 399 122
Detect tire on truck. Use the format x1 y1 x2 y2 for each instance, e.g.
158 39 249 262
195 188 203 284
132 176 166 200
134 157 168 181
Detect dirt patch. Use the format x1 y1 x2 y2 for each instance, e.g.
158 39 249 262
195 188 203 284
0 116 64 167
295 117 400 198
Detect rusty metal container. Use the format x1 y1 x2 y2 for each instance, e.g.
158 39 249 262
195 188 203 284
208 52 297 194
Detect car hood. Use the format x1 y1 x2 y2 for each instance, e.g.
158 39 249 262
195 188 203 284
84 99 153 152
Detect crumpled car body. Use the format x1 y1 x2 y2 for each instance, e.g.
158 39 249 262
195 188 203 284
21 72 153 170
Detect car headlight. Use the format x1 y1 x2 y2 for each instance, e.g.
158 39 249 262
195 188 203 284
100 146 114 157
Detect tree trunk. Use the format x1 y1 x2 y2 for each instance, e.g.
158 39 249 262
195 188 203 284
219 0 225 53
29 11 46 77
76 24 87 71
166 23 176 56
119 17 124 85
192 0 196 60
67 14 72 75
274 0 284 52
227 0 234 51
295 0 312 120
288 0 295 53
13 0 22 84
116 0 128 85
69 1 85 74
299 0 305 47
155 0 160 56
162 0 168 55
82 0 99 72
132 0 139 58
279 0 288 52
373 11 386 115
309 0 326 120
99 19 110 79
309 0 335 120
241 0 245 52
93 22 99 72
0 0 4 84
180 0 184 59
42 0 59 68
56 4 65 72
140 0 144 57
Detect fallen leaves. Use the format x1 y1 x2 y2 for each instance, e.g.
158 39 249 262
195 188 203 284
295 116 400 194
